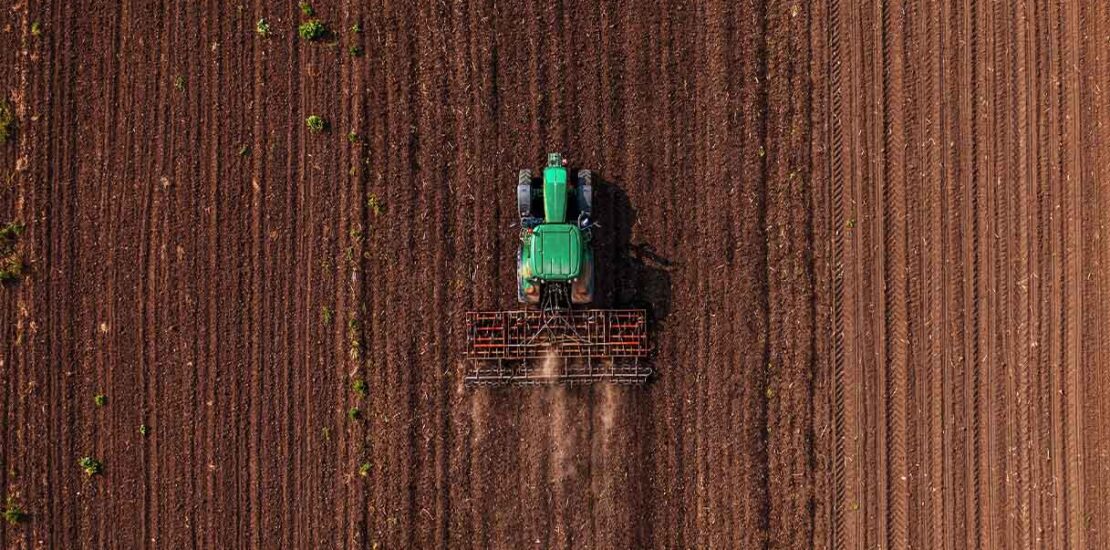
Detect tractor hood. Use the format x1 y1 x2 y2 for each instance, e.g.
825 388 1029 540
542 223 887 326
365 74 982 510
525 223 583 281
542 164 568 222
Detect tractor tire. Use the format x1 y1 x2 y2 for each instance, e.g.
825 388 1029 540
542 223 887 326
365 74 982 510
576 169 593 219
516 247 528 303
571 250 595 305
517 169 533 220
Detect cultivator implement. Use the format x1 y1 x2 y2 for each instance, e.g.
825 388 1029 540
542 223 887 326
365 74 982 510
464 309 650 385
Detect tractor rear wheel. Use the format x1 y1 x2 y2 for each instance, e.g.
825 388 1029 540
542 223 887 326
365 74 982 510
516 247 527 303
576 169 593 219
571 251 595 305
517 169 533 220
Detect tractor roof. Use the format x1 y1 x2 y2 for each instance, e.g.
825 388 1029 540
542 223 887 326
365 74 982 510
528 223 583 281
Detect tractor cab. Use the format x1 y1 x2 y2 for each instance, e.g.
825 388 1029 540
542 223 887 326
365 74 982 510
526 224 584 281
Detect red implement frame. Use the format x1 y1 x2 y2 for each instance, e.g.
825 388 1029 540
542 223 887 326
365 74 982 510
464 309 650 384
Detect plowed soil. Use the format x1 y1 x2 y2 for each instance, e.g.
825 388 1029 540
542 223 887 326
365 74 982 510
0 1 1108 549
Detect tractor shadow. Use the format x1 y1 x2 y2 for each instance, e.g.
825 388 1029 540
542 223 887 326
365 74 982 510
588 175 673 329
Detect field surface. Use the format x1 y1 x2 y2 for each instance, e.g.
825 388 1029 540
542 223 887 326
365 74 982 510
0 1 1108 549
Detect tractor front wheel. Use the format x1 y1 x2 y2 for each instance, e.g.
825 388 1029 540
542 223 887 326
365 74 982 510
517 169 533 220
576 169 593 220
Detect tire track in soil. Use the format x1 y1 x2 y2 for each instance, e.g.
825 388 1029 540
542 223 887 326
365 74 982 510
979 0 1005 545
959 0 983 546
943 2 970 547
808 0 835 546
1002 4 1029 544
1041 2 1063 545
924 4 946 549
1032 0 1053 542
995 4 1020 545
879 0 910 547
899 1 927 546
1013 1 1036 546
1079 4 1110 548
824 0 849 546
1059 3 1086 549
836 0 869 545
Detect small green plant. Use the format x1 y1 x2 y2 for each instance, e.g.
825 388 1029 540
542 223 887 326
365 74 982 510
173 75 185 91
139 424 150 436
298 20 327 41
367 194 382 217
2 497 25 525
30 21 42 37
845 218 856 229
321 305 334 324
78 457 102 477
350 22 362 33
255 18 271 37
351 378 368 397
305 114 326 132
358 462 370 477
0 256 24 282
347 407 361 421
0 221 25 241
0 99 16 145
347 130 360 144
93 394 107 407
238 145 251 157
322 426 331 440
299 2 315 16
349 45 363 57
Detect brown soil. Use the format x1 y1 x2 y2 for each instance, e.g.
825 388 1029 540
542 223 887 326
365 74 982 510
0 1 1106 549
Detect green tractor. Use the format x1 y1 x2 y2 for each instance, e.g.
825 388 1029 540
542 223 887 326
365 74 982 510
515 152 595 307
464 153 650 385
